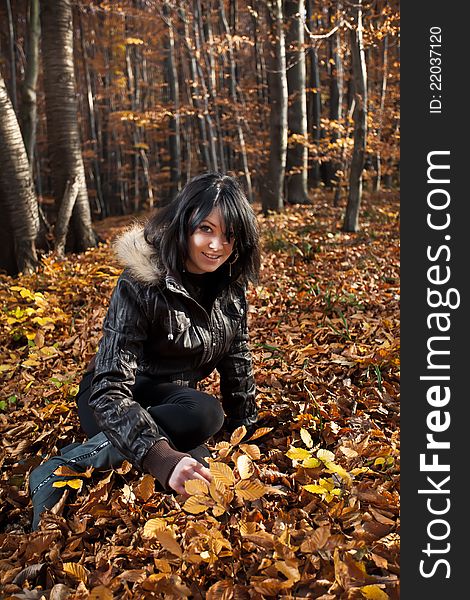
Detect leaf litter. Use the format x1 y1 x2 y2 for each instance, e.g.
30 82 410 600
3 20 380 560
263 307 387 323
0 194 399 598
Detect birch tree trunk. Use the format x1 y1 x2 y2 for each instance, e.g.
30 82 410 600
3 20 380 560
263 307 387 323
262 0 288 213
0 70 39 275
285 0 309 204
343 0 367 232
40 0 96 251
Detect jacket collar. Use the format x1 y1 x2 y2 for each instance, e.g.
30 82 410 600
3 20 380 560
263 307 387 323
113 225 165 285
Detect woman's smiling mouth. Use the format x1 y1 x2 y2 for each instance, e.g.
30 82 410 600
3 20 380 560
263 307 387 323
203 252 222 260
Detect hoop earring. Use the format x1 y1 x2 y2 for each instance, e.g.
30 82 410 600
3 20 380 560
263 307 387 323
228 251 239 277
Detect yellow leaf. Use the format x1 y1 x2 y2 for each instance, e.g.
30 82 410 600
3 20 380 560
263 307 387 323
300 428 313 448
22 359 41 368
52 479 83 490
230 425 247 446
185 478 209 495
286 447 311 461
54 465 93 478
19 287 36 300
237 454 254 480
302 457 321 468
210 462 235 486
125 37 145 45
303 483 329 494
235 479 266 501
183 495 210 515
212 504 226 517
143 518 167 538
351 466 372 475
317 449 335 462
63 562 89 583
361 585 390 599
324 460 352 485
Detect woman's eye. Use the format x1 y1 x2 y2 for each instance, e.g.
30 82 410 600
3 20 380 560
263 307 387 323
199 225 212 233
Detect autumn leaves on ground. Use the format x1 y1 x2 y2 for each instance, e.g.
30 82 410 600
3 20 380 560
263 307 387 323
0 193 400 600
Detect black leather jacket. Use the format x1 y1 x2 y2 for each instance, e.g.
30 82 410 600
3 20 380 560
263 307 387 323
88 226 257 470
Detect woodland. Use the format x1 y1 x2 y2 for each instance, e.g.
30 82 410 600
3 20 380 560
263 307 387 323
0 0 400 599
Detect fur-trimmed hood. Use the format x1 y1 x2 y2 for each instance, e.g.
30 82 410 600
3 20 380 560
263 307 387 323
113 224 165 285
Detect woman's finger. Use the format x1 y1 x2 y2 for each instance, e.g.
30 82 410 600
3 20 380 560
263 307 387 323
193 462 213 481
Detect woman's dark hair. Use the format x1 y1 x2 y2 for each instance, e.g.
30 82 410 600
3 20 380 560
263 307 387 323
144 172 260 285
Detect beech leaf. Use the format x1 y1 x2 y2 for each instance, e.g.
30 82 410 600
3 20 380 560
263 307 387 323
237 454 254 479
210 461 235 486
63 562 89 584
230 425 247 446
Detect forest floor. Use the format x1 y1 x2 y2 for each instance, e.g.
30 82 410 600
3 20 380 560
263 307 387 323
0 191 400 600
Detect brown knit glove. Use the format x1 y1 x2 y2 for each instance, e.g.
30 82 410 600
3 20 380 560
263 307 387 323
143 439 190 490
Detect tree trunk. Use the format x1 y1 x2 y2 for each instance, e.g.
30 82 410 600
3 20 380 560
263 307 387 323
219 0 253 201
78 11 105 217
192 1 219 172
324 4 343 189
0 70 39 275
343 0 367 232
19 0 40 166
262 0 288 213
5 0 17 113
285 0 309 204
40 0 96 251
163 1 182 197
373 34 388 192
179 7 212 171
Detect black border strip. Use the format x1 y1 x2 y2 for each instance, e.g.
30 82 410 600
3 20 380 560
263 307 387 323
401 1 467 595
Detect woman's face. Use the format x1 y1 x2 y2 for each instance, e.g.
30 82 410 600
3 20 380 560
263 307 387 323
185 208 235 274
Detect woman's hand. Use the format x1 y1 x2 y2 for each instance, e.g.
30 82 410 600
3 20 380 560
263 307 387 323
167 456 213 495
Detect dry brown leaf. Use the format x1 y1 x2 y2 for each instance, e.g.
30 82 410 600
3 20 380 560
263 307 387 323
133 473 155 502
88 585 114 600
235 479 266 501
183 495 210 514
236 454 254 480
300 526 331 553
239 443 261 460
154 530 183 558
230 425 247 446
142 518 167 538
206 580 232 600
247 427 274 441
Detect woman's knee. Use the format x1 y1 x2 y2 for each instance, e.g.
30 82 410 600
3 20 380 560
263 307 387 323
196 391 225 436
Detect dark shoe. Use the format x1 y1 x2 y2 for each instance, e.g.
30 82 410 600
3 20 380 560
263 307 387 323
30 432 126 530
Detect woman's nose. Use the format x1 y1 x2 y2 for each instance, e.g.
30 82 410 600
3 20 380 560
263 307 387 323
209 236 224 250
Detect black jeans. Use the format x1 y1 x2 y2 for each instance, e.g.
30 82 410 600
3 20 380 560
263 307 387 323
76 372 225 452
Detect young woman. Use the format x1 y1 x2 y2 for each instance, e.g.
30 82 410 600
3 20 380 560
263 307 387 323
30 172 260 530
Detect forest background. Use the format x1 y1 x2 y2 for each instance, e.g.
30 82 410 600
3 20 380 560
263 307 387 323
0 0 400 598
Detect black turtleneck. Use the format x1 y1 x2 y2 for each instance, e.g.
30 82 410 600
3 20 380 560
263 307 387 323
181 270 220 314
